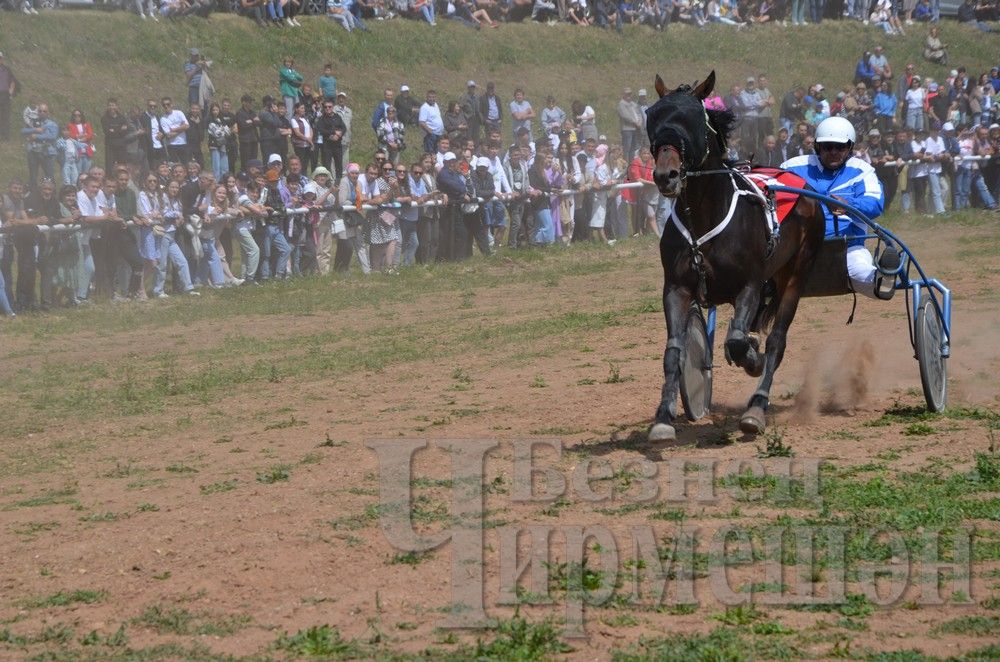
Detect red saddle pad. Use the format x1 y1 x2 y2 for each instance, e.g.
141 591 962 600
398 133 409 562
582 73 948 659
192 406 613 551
747 167 806 225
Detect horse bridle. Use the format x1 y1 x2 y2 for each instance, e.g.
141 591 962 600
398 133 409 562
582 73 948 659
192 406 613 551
651 106 720 181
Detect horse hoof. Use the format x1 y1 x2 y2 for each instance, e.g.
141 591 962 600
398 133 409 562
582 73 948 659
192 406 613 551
739 407 766 435
744 357 765 378
649 423 676 441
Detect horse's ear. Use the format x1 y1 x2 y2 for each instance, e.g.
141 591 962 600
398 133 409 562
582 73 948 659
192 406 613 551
654 74 671 99
692 71 716 101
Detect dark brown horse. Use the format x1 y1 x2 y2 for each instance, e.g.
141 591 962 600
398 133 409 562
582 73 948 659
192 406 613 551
645 71 825 440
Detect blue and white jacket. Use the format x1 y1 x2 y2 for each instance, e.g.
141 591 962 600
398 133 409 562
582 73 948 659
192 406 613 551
780 154 884 247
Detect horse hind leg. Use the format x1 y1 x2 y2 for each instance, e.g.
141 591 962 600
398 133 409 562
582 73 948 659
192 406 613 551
724 285 765 378
650 286 692 441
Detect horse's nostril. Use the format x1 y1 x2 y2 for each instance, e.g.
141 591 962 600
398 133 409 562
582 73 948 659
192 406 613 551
667 169 680 181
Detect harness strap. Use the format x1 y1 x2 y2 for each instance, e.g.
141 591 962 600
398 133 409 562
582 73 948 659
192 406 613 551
670 173 759 249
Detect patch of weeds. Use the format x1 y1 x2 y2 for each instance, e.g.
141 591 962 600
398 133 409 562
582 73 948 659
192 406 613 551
974 451 1000 483
127 478 165 490
79 511 122 523
318 432 348 447
80 624 128 648
740 582 788 594
540 498 572 517
11 520 60 539
757 429 794 457
257 464 292 484
903 422 936 436
659 603 698 615
602 612 640 627
932 615 1000 636
875 448 903 461
577 377 597 385
823 430 862 442
837 617 870 631
20 589 107 609
136 503 159 512
604 362 634 384
648 507 687 523
529 375 548 388
134 605 251 636
712 603 763 626
200 479 238 495
0 623 75 646
165 463 198 474
411 477 454 489
613 627 750 661
791 593 875 618
8 484 78 509
466 615 572 659
751 620 796 635
330 503 384 531
101 462 138 478
390 551 433 566
300 452 323 465
274 624 366 657
981 596 1000 609
264 414 307 431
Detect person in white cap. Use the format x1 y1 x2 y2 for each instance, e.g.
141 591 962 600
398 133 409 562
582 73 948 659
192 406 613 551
782 116 899 300
394 85 419 126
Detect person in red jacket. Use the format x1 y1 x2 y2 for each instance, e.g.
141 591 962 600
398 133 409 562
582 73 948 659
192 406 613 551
626 146 658 236
66 109 96 174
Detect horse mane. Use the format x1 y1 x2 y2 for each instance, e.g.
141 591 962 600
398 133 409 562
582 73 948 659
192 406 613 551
705 107 736 163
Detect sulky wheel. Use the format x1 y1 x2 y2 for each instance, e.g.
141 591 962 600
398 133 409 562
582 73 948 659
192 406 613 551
679 304 713 421
915 298 947 413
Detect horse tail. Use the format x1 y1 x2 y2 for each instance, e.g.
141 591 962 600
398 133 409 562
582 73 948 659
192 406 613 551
750 280 779 334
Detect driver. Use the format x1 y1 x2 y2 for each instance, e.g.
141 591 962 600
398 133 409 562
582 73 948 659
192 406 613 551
781 116 900 300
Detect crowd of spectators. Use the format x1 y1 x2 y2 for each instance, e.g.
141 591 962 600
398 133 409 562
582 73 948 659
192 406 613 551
1 32 999 319
6 0 999 31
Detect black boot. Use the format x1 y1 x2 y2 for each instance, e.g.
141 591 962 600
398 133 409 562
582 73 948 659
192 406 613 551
875 246 901 300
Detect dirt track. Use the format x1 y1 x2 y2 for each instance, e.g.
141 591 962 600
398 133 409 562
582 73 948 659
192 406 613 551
0 214 997 659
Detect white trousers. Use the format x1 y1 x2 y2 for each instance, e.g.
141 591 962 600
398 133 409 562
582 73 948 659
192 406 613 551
847 244 879 299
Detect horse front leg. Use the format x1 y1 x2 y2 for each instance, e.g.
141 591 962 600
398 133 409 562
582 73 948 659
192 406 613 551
739 274 804 435
724 283 764 377
650 285 693 441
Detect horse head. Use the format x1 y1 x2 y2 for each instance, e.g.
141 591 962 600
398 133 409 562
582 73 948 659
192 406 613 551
646 71 718 198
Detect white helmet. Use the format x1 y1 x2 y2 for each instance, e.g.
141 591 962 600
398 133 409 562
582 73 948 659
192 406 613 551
815 116 856 145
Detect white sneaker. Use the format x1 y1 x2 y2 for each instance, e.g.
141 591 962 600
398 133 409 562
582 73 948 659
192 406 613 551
607 239 617 246
156 292 170 299
294 17 302 25
31 6 39 12
111 293 129 303
286 17 295 26
186 290 201 297
139 11 146 18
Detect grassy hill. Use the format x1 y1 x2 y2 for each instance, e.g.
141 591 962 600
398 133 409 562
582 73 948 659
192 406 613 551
0 12 996 181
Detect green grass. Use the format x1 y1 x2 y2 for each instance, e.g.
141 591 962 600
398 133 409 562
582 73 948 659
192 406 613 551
133 604 252 637
19 589 107 610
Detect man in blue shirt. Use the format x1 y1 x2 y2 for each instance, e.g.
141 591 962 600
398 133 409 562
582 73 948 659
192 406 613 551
781 116 899 300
